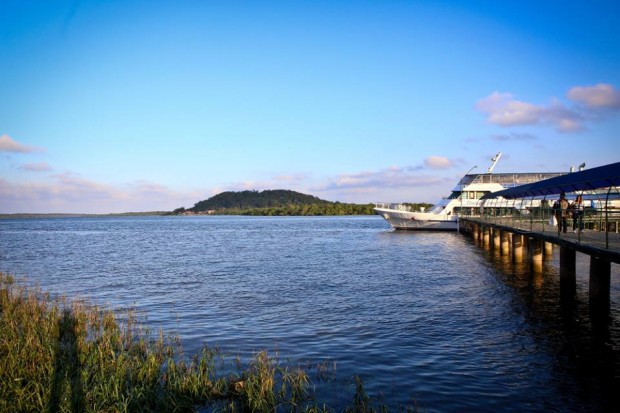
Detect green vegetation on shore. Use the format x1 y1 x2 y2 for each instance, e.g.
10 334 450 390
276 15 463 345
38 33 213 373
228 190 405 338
172 190 377 216
0 273 421 412
197 202 376 216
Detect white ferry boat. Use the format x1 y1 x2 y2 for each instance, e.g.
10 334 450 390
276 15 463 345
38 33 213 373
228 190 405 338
374 153 565 230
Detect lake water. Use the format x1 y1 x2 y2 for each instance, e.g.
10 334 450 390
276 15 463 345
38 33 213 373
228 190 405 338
1 215 618 412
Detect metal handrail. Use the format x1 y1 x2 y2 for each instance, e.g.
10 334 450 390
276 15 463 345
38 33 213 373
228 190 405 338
475 203 619 250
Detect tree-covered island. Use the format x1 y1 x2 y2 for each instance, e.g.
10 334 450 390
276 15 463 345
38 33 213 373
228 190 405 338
170 189 374 216
170 189 433 216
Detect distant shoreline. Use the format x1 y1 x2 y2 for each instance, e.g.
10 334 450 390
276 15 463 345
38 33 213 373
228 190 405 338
0 212 169 219
0 212 381 219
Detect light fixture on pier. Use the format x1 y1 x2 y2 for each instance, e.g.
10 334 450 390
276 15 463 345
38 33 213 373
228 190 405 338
579 162 586 171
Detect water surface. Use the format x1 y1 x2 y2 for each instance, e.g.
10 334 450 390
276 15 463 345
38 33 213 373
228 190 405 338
1 216 618 412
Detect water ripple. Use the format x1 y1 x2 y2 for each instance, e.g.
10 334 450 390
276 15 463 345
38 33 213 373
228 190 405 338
0 215 618 412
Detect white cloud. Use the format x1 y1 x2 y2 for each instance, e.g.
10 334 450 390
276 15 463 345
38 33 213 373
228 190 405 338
0 174 202 214
315 166 448 192
475 92 583 132
567 83 620 109
476 92 543 126
19 162 53 172
477 83 620 133
490 132 537 141
424 156 454 169
0 134 44 153
311 166 451 204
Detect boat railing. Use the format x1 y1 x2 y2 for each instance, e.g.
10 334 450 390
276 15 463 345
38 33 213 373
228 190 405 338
459 172 566 187
374 203 414 212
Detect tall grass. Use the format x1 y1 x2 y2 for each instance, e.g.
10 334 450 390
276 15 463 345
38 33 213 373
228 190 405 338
0 273 421 412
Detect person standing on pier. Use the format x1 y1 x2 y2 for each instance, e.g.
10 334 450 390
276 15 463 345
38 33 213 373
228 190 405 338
559 192 569 233
552 199 560 227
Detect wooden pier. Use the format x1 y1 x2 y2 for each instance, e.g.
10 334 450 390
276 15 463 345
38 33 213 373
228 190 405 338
458 217 619 311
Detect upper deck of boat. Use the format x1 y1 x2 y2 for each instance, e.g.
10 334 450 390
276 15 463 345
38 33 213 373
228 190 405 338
458 172 566 188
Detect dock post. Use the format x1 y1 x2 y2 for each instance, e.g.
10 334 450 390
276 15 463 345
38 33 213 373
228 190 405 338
483 225 490 247
589 256 611 311
528 238 543 272
493 228 501 250
512 233 523 263
472 223 479 242
560 247 576 295
544 242 553 259
501 230 510 256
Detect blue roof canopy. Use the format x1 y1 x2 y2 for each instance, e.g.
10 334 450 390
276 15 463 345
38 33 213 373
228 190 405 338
482 162 620 200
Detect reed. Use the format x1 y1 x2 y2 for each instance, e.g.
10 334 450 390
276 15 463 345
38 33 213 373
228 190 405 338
0 273 421 412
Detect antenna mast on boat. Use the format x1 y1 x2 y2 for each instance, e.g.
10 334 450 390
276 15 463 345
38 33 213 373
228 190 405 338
486 152 502 174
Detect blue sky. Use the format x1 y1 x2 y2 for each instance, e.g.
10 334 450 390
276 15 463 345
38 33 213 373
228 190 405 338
1 0 619 213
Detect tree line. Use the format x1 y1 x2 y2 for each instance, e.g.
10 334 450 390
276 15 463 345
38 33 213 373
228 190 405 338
170 190 376 216
169 189 434 216
210 202 375 216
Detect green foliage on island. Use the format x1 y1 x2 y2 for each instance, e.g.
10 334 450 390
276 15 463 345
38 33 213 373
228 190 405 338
214 202 375 216
192 190 329 211
172 190 376 216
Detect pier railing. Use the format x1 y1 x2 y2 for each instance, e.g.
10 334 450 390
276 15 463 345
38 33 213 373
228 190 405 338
468 205 620 251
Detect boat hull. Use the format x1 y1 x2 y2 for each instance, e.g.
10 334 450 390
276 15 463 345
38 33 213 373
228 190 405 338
373 208 458 231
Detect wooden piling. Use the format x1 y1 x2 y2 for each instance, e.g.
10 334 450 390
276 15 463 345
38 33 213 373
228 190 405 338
501 230 510 256
560 247 576 295
529 238 543 272
512 233 523 263
544 242 553 258
589 256 611 310
493 228 501 250
483 226 490 247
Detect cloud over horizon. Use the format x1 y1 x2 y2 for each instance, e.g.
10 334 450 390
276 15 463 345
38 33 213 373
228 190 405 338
309 165 452 204
0 174 202 214
0 135 45 153
316 165 448 193
475 92 583 132
490 132 537 141
567 83 620 109
19 162 53 172
475 83 620 133
424 156 456 169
